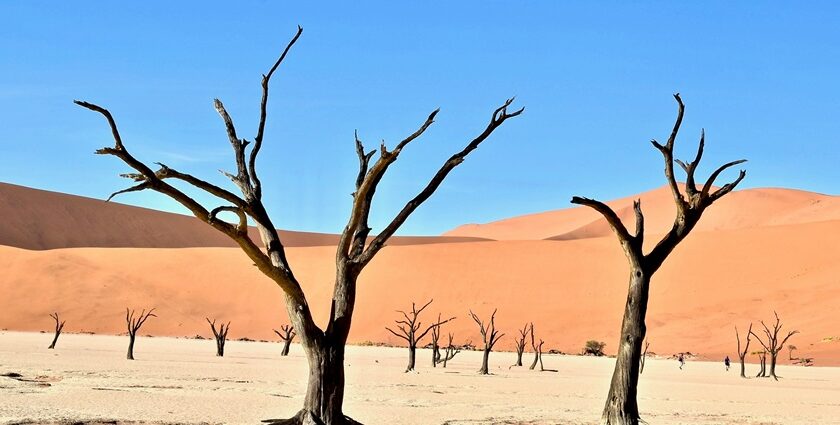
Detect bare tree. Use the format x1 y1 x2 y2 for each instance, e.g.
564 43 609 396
470 309 504 375
438 333 461 368
513 323 531 367
571 94 746 425
753 350 768 377
735 323 752 378
125 308 156 360
528 323 540 370
750 311 798 380
206 318 231 357
274 324 296 356
75 26 521 424
532 337 545 371
47 312 66 349
639 340 650 374
788 345 797 361
385 299 454 372
430 313 456 368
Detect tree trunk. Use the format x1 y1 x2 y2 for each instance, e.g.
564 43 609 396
282 339 292 356
479 348 490 374
529 351 538 370
602 270 649 425
48 332 60 349
769 353 778 380
515 347 524 367
217 338 225 357
739 355 746 378
127 334 136 360
406 345 416 372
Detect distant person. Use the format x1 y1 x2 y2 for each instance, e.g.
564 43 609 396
724 356 731 371
678 353 685 370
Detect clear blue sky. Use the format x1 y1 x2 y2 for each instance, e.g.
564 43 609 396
2 2 838 235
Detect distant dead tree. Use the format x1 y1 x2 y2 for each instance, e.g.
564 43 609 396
386 299 454 372
571 94 746 424
750 311 798 380
528 324 541 370
530 336 545 372
76 25 521 424
753 350 768 377
438 333 461 368
788 345 797 361
735 324 753 378
430 313 456 367
639 340 650 374
470 309 504 375
47 312 66 349
513 323 532 367
125 308 156 360
274 324 296 356
206 318 231 357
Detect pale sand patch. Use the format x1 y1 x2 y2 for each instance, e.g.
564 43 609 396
1 332 838 424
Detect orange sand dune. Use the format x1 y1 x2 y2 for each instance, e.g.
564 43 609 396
0 182 485 250
3 217 839 366
445 185 840 241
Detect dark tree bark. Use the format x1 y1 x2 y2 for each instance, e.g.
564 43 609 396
735 323 752 378
438 333 461 368
571 94 747 425
639 340 650 374
385 299 454 372
47 312 66 349
75 26 521 425
274 325 297 356
470 309 504 375
125 308 156 360
754 350 767 377
750 311 798 381
528 323 539 370
207 318 231 357
513 323 531 367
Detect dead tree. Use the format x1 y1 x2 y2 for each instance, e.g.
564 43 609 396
438 333 461 368
571 94 746 425
47 312 66 349
528 323 540 370
788 345 797 361
206 318 231 357
750 311 798 380
753 350 768 377
532 337 545 371
125 308 156 360
274 324 296 356
470 309 504 375
735 324 753 378
513 323 531 367
639 340 650 374
75 25 521 424
430 313 455 367
385 299 454 372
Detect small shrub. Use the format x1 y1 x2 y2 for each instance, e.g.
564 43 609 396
583 340 606 356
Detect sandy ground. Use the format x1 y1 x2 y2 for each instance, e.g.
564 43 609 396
1 332 838 425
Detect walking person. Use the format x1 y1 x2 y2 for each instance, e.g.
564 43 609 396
724 355 731 371
678 353 685 370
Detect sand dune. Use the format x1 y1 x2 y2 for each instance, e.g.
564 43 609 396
445 185 840 241
2 219 838 366
0 182 485 250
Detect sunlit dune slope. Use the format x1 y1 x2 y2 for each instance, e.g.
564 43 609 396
445 185 840 241
3 218 839 365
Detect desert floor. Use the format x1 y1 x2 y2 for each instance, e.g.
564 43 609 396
1 332 838 425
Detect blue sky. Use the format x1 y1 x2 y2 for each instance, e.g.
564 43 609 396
1 2 838 235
